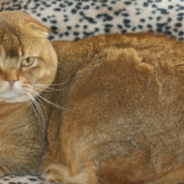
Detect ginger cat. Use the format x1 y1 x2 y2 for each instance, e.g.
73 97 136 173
1 11 184 184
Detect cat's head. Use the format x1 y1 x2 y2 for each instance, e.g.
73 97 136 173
0 11 58 103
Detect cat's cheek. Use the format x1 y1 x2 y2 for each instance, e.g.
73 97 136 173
20 68 41 85
45 70 51 77
35 67 54 82
18 73 32 85
29 65 46 79
13 82 29 95
0 81 9 94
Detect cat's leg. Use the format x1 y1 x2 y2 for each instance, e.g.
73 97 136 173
144 168 184 184
42 161 99 184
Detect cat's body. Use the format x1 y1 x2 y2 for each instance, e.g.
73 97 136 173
1 11 184 184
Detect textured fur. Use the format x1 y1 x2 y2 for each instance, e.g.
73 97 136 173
1 11 184 184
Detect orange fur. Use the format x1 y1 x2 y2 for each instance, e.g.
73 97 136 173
0 11 57 175
1 11 184 184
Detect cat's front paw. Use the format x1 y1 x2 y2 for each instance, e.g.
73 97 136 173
42 163 68 184
42 163 98 184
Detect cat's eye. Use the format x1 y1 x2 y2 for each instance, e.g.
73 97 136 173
21 57 35 67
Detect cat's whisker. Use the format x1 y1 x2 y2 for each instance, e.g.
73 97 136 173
31 90 63 110
24 92 46 139
25 94 40 119
24 93 41 121
31 90 71 111
35 81 69 87
47 85 70 91
33 86 55 91
26 93 42 114
33 85 69 93
34 94 46 110
25 92 46 124
34 81 71 93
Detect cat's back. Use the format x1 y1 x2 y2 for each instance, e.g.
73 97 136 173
52 32 184 85
53 32 184 66
50 33 184 183
52 33 184 122
52 33 184 141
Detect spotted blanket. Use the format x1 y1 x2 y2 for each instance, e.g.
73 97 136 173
1 0 184 41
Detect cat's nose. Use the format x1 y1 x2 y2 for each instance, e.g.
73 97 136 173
6 79 17 87
4 69 18 87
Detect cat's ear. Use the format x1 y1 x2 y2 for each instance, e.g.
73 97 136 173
26 19 50 38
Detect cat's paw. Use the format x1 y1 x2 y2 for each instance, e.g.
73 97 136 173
42 163 68 184
42 163 98 184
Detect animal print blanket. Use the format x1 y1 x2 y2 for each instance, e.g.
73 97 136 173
0 0 184 183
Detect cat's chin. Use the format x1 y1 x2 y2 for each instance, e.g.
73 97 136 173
0 93 29 103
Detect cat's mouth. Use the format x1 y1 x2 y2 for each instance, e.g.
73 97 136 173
0 81 32 103
0 93 28 103
0 90 28 103
0 90 21 100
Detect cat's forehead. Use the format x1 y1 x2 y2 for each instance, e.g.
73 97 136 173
0 43 40 62
0 11 49 58
0 32 22 58
0 15 27 58
0 26 41 59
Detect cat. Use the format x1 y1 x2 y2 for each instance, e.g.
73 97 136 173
1 11 184 184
